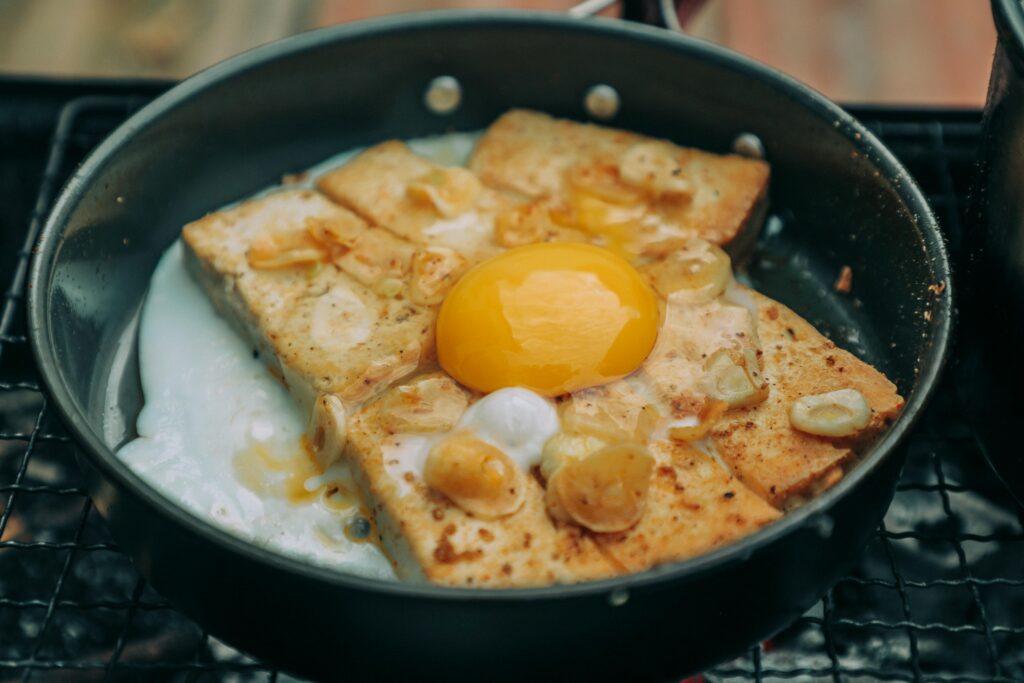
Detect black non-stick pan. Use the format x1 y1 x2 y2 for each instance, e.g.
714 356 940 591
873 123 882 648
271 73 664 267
28 11 952 682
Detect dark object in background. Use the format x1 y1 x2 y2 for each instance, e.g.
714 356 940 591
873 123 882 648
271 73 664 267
961 0 1024 508
27 11 951 683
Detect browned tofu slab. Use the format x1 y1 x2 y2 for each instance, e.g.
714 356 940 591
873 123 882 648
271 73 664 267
594 440 780 572
603 270 902 511
554 376 779 571
344 374 778 583
468 109 770 257
636 295 760 419
710 291 904 508
316 141 509 262
182 189 434 412
345 374 617 586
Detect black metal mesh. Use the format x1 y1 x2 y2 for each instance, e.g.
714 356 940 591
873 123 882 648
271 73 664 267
1 97 1020 683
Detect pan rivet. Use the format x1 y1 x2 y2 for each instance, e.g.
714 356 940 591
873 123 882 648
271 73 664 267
584 84 620 121
608 588 630 607
424 76 462 115
732 132 765 159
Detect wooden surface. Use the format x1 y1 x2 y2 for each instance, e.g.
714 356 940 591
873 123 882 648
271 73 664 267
0 0 997 105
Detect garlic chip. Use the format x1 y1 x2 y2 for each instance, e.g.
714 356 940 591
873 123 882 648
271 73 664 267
789 388 871 437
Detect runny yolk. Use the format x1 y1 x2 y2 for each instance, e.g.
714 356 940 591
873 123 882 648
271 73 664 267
435 243 660 396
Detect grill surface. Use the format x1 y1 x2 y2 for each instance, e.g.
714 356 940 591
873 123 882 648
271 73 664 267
1 90 1020 682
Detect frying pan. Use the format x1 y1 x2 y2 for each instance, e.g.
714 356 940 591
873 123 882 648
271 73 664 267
28 10 952 682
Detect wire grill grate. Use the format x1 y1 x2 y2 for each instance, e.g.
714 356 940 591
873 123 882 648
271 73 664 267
1 97 1020 682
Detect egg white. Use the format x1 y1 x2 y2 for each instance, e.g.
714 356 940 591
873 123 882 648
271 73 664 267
457 387 560 470
117 132 482 580
380 387 560 497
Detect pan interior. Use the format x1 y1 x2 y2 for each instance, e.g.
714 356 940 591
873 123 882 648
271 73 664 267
36 15 946 590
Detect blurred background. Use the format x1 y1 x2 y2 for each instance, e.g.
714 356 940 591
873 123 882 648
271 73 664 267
0 0 997 106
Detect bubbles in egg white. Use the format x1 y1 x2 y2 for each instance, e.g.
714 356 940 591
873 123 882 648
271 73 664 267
117 132 483 580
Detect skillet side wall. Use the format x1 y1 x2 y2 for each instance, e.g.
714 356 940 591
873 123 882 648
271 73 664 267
73 437 906 682
32 15 945 682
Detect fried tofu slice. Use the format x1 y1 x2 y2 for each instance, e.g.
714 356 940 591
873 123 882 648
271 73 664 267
182 189 434 412
593 440 780 572
316 141 509 262
580 277 900 513
470 109 642 198
637 295 761 419
468 109 770 258
334 227 416 290
345 374 617 586
552 380 780 570
559 377 663 443
710 291 904 508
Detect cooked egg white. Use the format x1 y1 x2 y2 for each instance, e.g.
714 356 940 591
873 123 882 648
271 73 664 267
117 133 482 580
457 387 560 470
118 242 394 578
381 387 559 496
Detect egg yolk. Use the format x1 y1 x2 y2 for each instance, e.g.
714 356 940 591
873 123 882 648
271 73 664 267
436 243 660 396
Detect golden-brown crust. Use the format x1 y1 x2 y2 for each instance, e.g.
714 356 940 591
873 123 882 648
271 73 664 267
316 141 508 262
346 381 618 586
593 441 780 571
710 291 903 508
181 189 434 413
607 276 903 511
344 376 780 586
468 109 770 253
636 296 760 418
317 140 437 228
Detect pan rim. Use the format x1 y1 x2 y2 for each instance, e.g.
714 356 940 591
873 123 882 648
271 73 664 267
993 0 1024 71
28 9 952 602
